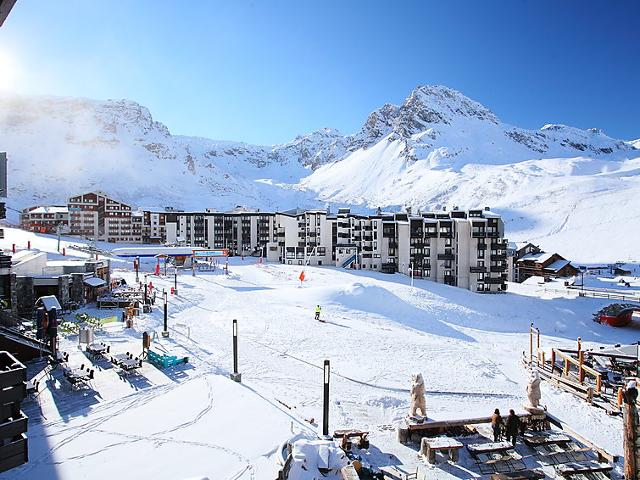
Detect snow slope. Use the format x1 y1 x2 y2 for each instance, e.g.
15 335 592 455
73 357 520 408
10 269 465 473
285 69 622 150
1 86 638 261
1 230 636 479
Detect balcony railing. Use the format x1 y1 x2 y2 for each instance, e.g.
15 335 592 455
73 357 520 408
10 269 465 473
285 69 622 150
437 253 455 261
484 276 505 284
470 266 487 273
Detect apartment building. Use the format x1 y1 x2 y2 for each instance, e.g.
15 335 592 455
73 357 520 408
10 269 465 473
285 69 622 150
267 208 335 266
68 192 141 243
267 207 508 293
142 210 167 244
164 207 277 256
20 206 70 234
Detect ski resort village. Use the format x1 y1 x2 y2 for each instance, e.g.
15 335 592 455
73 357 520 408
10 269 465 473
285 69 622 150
1 2 640 479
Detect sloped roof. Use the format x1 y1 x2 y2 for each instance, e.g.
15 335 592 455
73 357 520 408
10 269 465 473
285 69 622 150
545 259 571 272
521 252 554 263
36 295 62 311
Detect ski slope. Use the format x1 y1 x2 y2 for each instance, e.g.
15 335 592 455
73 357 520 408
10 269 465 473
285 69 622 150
1 229 636 479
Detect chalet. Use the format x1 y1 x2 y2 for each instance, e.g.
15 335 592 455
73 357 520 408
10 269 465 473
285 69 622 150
517 251 578 282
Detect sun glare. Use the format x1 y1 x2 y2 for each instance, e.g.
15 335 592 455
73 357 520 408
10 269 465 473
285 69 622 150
0 49 18 91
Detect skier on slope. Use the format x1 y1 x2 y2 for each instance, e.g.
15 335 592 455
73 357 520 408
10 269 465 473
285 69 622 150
315 305 322 322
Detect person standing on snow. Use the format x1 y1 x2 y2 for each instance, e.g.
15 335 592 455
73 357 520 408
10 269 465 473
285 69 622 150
505 409 520 446
491 408 503 442
315 305 322 321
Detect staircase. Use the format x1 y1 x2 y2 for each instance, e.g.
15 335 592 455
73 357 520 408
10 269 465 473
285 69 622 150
341 254 357 269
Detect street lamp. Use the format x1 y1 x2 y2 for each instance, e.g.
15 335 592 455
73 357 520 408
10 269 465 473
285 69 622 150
162 290 169 337
322 360 330 437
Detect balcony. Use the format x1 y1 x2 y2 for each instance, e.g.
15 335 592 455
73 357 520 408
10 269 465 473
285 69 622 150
476 243 487 250
472 231 486 238
470 266 487 273
491 254 507 261
484 276 505 284
491 242 506 249
439 231 453 238
437 253 455 261
381 263 397 274
490 265 507 272
486 231 499 238
387 240 398 248
444 275 456 284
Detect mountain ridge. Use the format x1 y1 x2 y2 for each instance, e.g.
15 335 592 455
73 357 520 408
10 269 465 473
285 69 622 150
0 86 638 261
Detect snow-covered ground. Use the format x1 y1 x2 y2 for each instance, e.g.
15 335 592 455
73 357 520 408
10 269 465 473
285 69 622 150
1 229 638 479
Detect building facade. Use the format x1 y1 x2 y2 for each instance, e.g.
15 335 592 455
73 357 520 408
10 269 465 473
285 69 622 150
68 192 141 243
19 192 509 293
267 207 508 293
19 206 70 234
164 207 277 256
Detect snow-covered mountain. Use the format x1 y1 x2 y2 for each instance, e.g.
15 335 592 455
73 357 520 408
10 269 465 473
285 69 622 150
0 86 638 261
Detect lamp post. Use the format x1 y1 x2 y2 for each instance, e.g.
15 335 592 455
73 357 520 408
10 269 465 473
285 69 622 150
162 290 169 337
174 269 178 295
410 261 414 287
322 360 330 437
230 319 241 382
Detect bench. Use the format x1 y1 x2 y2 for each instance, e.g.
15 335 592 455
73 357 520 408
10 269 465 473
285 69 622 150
333 429 369 450
420 437 464 463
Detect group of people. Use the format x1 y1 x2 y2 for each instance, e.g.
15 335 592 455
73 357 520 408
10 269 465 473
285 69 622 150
491 408 521 446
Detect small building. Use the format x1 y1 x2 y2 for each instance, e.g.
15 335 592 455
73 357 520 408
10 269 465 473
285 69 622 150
517 251 579 282
19 206 69 234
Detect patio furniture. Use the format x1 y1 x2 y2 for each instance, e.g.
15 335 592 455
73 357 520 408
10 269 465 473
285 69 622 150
111 352 142 373
420 436 464 463
86 341 110 358
63 364 94 388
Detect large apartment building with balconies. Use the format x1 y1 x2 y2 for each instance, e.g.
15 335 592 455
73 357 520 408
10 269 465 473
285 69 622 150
68 192 141 243
164 207 277 256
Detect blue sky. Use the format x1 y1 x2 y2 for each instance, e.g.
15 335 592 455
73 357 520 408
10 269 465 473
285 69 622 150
0 0 638 144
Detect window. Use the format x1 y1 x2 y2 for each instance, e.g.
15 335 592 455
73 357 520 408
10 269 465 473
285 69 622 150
477 250 485 259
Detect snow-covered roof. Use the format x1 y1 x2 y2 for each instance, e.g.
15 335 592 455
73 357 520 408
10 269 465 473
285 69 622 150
46 260 88 267
36 295 62 311
84 276 106 287
545 259 571 272
26 206 69 214
521 252 554 263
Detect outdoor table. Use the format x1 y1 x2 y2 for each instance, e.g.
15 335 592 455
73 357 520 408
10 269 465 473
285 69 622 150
467 441 514 455
86 342 108 357
420 437 464 463
523 432 572 447
111 353 141 372
119 357 141 371
63 367 91 385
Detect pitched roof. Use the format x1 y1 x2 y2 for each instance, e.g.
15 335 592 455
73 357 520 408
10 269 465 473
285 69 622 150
545 259 571 272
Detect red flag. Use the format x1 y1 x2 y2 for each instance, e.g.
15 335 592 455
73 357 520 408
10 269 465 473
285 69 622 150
155 263 160 276
299 270 305 282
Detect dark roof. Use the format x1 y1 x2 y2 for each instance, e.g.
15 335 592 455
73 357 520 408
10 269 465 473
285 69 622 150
0 0 16 27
